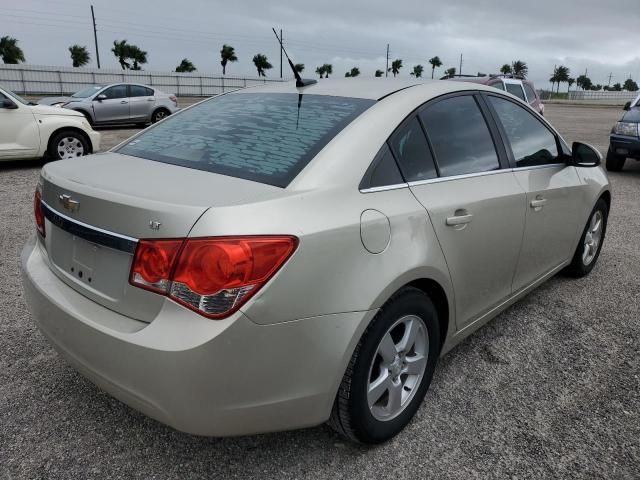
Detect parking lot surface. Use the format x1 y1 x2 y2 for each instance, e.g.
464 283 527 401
1 104 638 479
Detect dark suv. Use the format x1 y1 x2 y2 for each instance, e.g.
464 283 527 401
607 93 640 171
444 74 544 116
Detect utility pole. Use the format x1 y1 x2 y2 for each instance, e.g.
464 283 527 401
459 53 463 76
279 29 283 79
386 44 389 78
91 5 100 68
607 72 613 87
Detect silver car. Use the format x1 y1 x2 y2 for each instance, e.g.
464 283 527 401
38 83 179 126
22 79 610 444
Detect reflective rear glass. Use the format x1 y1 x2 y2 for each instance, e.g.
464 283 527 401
117 93 375 187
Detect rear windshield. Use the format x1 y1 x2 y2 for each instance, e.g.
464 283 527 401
117 92 375 187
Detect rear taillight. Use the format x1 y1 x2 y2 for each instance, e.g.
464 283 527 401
34 189 45 237
169 94 177 106
129 236 297 319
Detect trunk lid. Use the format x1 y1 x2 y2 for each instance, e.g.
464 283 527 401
40 152 284 322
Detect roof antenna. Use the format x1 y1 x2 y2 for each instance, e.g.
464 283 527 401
272 28 317 88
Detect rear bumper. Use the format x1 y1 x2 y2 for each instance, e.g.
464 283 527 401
610 134 640 159
21 235 372 436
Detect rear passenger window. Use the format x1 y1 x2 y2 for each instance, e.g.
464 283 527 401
130 85 154 97
419 95 500 177
362 144 404 189
488 96 559 167
523 84 537 104
505 84 526 101
389 117 437 182
490 81 504 91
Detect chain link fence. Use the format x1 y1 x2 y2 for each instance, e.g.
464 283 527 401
0 64 286 97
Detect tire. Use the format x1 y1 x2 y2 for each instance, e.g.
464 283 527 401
151 108 170 123
563 198 608 277
47 130 90 161
329 287 441 444
606 146 626 172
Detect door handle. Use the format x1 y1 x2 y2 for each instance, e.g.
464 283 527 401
120 100 128 104
446 213 473 226
147 98 155 101
530 197 547 209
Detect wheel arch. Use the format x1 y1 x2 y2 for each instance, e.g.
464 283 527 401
46 127 93 156
70 107 94 124
599 189 611 212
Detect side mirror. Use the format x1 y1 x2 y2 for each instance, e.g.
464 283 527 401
623 101 631 111
0 98 17 109
95 94 107 101
570 142 601 167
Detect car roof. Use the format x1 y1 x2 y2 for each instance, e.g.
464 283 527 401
233 78 521 100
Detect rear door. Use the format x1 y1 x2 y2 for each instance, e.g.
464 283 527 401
484 94 583 291
392 93 526 329
128 85 155 122
92 84 130 123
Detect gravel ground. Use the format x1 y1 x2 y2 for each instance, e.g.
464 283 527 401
1 104 638 479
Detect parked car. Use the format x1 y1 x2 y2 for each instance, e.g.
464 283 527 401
22 79 610 444
38 83 179 126
606 92 640 171
444 74 545 115
0 85 99 161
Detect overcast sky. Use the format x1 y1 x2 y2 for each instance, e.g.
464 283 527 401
5 0 640 89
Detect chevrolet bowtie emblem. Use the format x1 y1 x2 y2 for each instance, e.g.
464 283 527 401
58 194 79 212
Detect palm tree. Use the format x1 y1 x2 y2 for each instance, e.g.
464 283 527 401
322 64 333 78
220 44 237 75
567 77 575 93
315 65 325 78
112 40 131 69
68 45 90 68
0 36 26 64
511 60 528 78
390 59 402 77
128 45 147 70
576 74 592 91
175 58 196 72
410 64 424 78
252 54 272 77
428 56 442 79
555 65 569 93
345 67 360 77
375 69 384 77
549 71 558 93
500 64 512 75
444 67 456 78
294 63 304 73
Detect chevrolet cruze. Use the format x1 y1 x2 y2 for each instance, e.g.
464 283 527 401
22 79 610 443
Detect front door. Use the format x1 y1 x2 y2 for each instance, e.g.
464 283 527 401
0 91 39 159
485 94 584 291
92 84 130 123
390 94 526 329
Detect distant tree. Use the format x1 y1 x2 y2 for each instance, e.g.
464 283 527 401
428 56 442 79
592 84 602 91
444 67 456 78
554 65 570 93
345 67 360 77
220 44 237 75
112 40 145 70
623 78 639 92
175 58 196 72
567 77 575 92
315 65 326 78
252 54 272 77
322 63 333 78
549 71 558 92
128 45 147 70
612 82 622 92
294 63 305 73
410 64 424 78
576 74 592 91
68 44 90 68
374 69 384 77
390 59 402 77
511 60 528 78
500 64 512 75
0 36 26 64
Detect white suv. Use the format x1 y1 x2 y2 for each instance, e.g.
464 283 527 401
0 86 100 161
